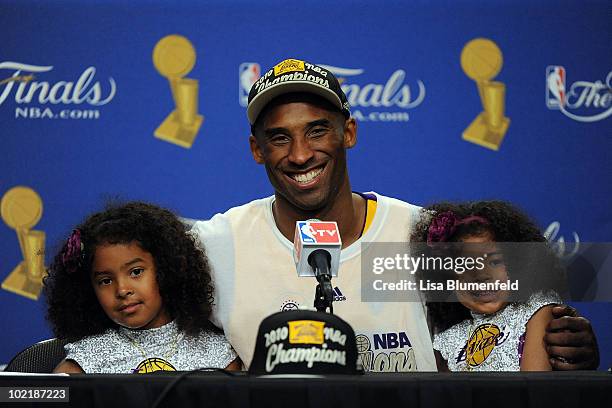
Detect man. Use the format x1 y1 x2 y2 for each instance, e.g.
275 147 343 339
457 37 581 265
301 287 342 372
191 58 598 371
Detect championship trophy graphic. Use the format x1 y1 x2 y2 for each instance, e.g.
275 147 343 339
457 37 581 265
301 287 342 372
461 38 510 151
153 34 203 149
1 186 46 300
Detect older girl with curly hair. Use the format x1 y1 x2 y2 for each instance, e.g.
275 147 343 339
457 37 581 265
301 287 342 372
45 202 240 373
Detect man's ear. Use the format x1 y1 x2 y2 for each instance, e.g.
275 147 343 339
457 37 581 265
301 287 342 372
343 118 357 149
249 134 265 164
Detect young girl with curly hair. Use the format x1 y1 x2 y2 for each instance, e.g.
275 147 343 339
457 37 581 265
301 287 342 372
411 200 567 372
45 202 240 373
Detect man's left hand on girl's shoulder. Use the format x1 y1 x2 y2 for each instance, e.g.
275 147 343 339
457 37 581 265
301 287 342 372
544 305 600 370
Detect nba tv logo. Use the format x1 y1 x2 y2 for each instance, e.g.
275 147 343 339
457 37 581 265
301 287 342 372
297 221 340 244
239 63 261 107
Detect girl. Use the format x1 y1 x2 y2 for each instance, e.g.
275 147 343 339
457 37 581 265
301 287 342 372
411 201 566 371
45 202 240 373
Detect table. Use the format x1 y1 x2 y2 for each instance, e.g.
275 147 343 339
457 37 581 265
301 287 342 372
1 371 610 408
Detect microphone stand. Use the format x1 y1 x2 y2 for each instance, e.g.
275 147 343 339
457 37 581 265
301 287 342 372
309 250 335 314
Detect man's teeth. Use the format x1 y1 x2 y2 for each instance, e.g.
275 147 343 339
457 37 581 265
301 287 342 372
292 167 323 183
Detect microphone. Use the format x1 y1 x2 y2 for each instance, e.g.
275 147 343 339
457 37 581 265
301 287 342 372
293 220 342 313
293 220 342 278
308 249 331 279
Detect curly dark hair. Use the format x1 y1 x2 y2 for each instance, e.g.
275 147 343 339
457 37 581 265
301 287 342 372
410 200 567 333
44 201 214 341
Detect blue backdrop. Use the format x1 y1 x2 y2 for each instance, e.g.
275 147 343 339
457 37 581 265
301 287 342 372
1 0 610 369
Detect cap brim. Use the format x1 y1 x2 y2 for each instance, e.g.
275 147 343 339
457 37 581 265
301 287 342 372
247 81 343 125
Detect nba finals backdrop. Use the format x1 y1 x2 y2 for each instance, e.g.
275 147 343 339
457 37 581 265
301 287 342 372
1 1 610 369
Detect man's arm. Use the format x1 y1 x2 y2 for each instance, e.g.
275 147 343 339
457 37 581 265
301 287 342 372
544 305 599 370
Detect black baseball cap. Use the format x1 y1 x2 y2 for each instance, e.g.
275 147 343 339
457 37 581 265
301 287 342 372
248 309 359 375
247 58 351 125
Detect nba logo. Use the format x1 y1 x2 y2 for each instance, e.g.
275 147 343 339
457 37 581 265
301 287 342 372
239 63 261 107
546 66 566 109
298 221 317 243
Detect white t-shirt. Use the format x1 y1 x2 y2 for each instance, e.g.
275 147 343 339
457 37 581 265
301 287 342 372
191 193 437 371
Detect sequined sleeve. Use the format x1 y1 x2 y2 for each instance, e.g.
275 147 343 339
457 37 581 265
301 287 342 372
191 330 238 369
64 331 121 373
432 320 469 367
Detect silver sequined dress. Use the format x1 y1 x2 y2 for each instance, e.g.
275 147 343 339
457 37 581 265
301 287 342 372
433 291 561 371
64 321 237 373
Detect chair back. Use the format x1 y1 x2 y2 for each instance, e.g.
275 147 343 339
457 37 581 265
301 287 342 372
5 338 69 373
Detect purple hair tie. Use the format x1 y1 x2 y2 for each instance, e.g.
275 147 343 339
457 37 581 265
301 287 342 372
427 211 458 244
455 215 489 227
426 212 489 245
61 229 84 273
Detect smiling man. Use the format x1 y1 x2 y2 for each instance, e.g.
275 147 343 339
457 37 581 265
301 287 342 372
190 59 599 371
248 91 364 248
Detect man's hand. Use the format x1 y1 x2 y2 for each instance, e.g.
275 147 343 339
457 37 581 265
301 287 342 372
544 305 600 370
